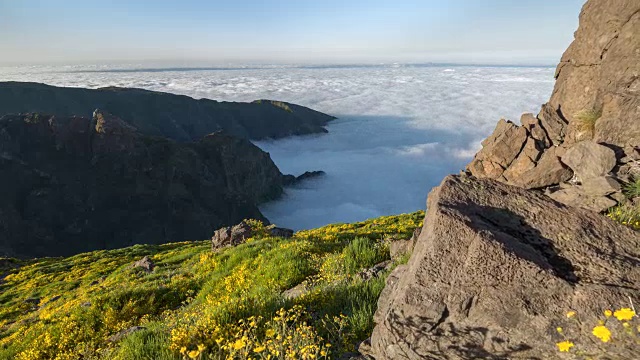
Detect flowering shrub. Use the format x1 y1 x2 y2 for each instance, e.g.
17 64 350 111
0 212 424 359
607 203 640 230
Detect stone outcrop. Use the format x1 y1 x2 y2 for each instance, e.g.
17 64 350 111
365 175 640 360
0 112 285 258
211 221 254 251
0 82 336 141
211 221 294 251
131 256 155 273
466 0 640 212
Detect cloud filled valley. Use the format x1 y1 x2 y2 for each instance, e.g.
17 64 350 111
0 64 555 229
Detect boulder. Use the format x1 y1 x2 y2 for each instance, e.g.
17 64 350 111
357 261 392 281
131 256 155 272
546 186 618 213
561 141 616 180
282 283 308 300
268 227 294 238
367 175 640 360
580 176 621 196
211 221 253 251
467 119 528 179
509 147 573 189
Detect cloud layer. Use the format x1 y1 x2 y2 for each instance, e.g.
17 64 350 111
0 64 555 229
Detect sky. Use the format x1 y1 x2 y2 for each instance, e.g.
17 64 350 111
0 0 585 66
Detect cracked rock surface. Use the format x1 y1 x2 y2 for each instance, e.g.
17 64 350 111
365 175 640 360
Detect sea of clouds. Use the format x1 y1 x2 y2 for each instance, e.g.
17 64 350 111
0 64 555 229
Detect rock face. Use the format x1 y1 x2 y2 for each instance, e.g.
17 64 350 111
466 0 640 212
366 175 640 360
0 112 283 258
0 82 336 141
211 221 254 251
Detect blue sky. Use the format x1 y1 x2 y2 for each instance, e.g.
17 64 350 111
0 0 585 65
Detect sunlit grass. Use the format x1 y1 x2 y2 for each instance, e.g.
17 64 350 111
0 211 424 360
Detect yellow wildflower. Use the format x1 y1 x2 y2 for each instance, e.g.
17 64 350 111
604 309 612 318
613 308 635 321
254 346 266 353
592 325 611 342
232 339 246 350
566 311 576 318
265 329 275 337
556 340 574 352
556 327 563 333
188 349 200 359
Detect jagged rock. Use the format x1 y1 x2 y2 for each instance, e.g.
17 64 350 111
211 221 253 251
536 103 567 145
357 261 392 281
268 227 294 238
467 119 528 178
561 141 616 180
131 256 155 272
509 147 572 189
547 186 617 213
368 175 640 360
107 326 146 342
580 176 621 196
520 113 551 147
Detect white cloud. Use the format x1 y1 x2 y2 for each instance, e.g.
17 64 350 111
0 64 554 230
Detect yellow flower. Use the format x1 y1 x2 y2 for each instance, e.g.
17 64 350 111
232 339 246 350
592 325 611 342
614 308 635 321
556 327 563 333
566 311 576 318
556 341 574 352
265 329 275 337
604 309 612 318
188 349 200 359
254 346 266 353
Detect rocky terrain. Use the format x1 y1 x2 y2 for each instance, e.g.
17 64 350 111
0 82 336 141
364 175 640 359
364 0 640 358
467 0 639 212
0 110 288 258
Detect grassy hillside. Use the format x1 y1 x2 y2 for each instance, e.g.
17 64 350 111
0 211 424 360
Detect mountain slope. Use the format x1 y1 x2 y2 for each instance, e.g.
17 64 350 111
0 82 336 141
0 212 423 360
0 111 286 258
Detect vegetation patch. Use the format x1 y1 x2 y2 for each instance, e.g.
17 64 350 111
0 211 424 360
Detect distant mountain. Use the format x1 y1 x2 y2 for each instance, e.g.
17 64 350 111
0 111 288 258
0 82 336 141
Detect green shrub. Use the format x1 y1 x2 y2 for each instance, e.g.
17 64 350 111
342 237 388 275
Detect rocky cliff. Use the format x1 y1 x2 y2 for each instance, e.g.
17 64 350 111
0 111 286 258
364 0 640 358
467 0 639 212
0 82 336 141
365 175 640 359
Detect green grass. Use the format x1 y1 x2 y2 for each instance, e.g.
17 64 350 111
0 211 424 360
574 108 602 137
623 177 640 199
